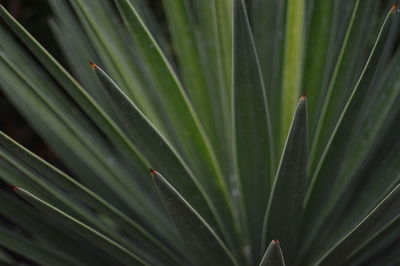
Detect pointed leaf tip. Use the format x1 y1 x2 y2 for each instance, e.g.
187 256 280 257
88 61 97 69
391 2 398 13
149 168 157 175
152 171 236 265
7 184 20 191
259 240 286 266
301 95 306 100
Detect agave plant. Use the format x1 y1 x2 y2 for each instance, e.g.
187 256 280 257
0 0 400 265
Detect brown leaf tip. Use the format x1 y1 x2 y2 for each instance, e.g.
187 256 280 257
88 61 97 69
149 168 157 175
273 239 280 244
391 2 399 13
11 185 20 191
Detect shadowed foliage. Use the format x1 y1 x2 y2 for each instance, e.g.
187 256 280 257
0 0 400 265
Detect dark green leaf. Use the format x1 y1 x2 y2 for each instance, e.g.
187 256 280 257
15 187 146 265
262 97 308 263
0 131 180 264
90 63 219 235
113 0 239 247
252 0 286 160
0 227 83 266
259 240 285 266
233 0 275 261
0 248 14 264
0 191 116 266
300 8 396 262
151 169 237 266
345 213 400 265
162 0 234 180
316 183 400 265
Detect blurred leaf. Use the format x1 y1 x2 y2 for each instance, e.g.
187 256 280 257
303 0 334 130
252 0 286 160
0 248 15 264
0 190 116 266
15 187 146 265
280 0 305 147
0 49 160 223
0 6 176 234
70 0 164 126
0 5 153 196
162 0 233 179
346 213 400 264
301 7 396 262
315 183 400 265
0 227 83 266
309 0 381 171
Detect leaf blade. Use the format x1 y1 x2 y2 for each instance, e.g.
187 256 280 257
15 187 147 266
114 0 239 246
90 63 230 242
0 227 83 266
233 0 275 261
281 0 306 148
315 183 400 265
259 240 285 266
0 131 181 264
262 97 308 263
151 170 237 266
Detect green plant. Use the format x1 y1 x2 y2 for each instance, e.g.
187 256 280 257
0 0 400 265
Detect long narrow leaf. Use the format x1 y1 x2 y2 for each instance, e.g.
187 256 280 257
280 0 305 147
0 5 157 207
0 131 181 263
114 0 239 247
233 0 275 261
315 183 400 265
162 0 233 180
90 62 218 231
151 169 237 266
262 97 308 263
252 0 286 160
301 8 396 262
0 227 83 266
0 191 116 266
14 187 147 266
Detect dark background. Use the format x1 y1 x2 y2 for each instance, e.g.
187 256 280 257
1 0 63 166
